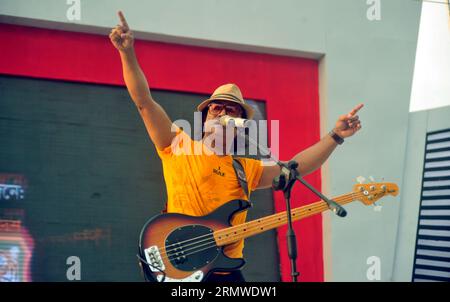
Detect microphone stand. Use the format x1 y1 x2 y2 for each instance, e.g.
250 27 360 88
235 125 347 282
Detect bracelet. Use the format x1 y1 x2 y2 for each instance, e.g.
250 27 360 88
329 130 344 145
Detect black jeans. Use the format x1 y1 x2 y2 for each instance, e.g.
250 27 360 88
204 271 246 282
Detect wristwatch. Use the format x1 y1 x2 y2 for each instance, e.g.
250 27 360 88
329 130 344 145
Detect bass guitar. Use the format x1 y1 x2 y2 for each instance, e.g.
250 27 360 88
138 182 398 282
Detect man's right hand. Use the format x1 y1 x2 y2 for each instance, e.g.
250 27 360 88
111 11 175 151
109 11 134 52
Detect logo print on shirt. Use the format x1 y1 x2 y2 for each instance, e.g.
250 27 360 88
213 166 225 177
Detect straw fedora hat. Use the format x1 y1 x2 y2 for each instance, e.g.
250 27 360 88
197 83 254 119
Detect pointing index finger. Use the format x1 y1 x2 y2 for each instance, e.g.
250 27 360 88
348 103 364 117
118 11 129 29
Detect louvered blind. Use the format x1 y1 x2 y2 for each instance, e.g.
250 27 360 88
412 129 450 282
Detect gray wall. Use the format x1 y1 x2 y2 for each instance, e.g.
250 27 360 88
0 0 422 281
393 105 450 281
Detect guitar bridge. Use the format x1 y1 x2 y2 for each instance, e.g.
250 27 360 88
144 245 165 272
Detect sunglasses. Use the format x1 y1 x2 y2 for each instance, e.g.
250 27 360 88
208 102 243 117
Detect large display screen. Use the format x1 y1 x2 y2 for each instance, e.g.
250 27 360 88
0 75 279 281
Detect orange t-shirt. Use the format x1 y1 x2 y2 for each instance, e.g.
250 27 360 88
156 131 264 258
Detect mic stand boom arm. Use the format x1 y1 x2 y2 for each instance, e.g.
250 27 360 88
238 130 347 282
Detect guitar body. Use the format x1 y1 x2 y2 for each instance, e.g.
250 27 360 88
138 199 251 282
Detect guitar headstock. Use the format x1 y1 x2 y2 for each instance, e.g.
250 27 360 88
352 182 399 205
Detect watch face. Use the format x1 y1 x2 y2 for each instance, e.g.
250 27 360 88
330 131 343 144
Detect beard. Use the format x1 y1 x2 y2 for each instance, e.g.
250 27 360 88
203 118 237 155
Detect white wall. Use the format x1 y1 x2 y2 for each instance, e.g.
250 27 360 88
410 2 450 112
393 2 450 280
393 105 450 281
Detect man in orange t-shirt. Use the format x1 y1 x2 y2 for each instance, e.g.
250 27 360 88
156 86 264 261
110 11 363 282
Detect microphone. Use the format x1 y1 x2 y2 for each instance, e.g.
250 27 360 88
219 115 249 127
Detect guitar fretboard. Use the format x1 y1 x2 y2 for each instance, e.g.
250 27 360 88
213 192 358 246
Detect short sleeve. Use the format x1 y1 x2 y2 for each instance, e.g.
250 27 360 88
155 129 193 160
155 144 173 160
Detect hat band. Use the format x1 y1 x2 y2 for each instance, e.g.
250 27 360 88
210 93 243 104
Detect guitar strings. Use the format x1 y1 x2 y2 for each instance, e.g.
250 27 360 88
160 192 360 260
159 192 365 262
159 191 359 256
162 193 360 262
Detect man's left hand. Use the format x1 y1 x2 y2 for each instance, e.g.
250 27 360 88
333 103 364 138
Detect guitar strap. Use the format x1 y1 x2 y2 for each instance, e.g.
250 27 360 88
232 158 250 200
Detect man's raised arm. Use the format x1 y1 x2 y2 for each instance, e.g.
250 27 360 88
109 11 175 150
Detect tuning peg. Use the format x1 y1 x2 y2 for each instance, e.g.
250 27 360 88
373 202 382 212
369 176 375 182
356 176 366 184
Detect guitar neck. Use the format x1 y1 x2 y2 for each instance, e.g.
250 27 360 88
214 192 357 246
